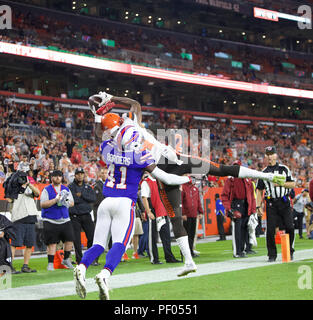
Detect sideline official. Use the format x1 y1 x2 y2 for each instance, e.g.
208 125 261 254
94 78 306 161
221 160 256 258
69 168 96 264
256 146 295 262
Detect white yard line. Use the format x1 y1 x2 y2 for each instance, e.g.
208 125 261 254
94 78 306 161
1 249 313 300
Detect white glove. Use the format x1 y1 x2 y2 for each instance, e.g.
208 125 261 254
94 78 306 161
88 91 113 116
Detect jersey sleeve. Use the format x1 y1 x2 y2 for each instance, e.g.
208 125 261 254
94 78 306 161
99 140 110 154
134 150 155 169
285 166 294 182
256 178 265 190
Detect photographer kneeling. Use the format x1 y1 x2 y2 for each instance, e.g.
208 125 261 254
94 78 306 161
6 169 40 273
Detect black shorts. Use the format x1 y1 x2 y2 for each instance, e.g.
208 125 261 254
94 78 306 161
157 154 211 176
43 221 74 245
11 223 36 248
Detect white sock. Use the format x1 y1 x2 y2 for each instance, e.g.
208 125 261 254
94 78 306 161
176 236 194 265
238 166 273 181
99 268 111 280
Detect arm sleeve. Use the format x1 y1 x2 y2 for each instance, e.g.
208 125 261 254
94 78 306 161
150 167 189 186
286 166 294 182
140 181 151 198
256 178 265 190
310 179 313 202
197 190 204 214
40 188 49 205
221 179 232 212
81 186 97 203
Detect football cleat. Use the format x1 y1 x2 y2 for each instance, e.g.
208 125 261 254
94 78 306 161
177 262 197 277
61 258 74 269
95 273 110 300
74 264 87 299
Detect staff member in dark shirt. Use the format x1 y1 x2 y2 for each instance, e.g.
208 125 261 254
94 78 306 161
256 146 295 262
69 168 96 264
221 160 256 258
181 177 204 258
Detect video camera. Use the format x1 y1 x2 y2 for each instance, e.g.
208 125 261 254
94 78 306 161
4 171 28 200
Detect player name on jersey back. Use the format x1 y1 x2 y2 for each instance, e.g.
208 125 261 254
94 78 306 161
100 139 154 203
106 153 131 166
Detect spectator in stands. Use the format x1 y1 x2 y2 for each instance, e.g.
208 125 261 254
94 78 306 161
40 170 75 271
59 152 72 170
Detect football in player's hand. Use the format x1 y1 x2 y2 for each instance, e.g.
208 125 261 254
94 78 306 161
88 95 102 108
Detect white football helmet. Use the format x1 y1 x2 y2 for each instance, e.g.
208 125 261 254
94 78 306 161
117 125 143 152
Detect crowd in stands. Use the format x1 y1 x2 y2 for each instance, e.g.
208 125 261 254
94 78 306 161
1 8 313 91
0 96 312 189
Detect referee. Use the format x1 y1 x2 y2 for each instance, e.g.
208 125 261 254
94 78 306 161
256 146 295 262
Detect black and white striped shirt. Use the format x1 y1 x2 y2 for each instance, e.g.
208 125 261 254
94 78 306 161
256 163 294 199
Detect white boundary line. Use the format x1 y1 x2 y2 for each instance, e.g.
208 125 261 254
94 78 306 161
1 249 313 300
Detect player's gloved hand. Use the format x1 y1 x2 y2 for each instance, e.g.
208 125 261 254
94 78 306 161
88 91 114 116
96 101 115 116
271 174 286 186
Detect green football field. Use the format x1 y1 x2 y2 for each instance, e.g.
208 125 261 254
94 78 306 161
4 234 313 300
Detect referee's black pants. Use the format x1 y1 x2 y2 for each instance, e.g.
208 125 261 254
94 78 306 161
149 215 177 263
266 199 295 259
70 213 95 264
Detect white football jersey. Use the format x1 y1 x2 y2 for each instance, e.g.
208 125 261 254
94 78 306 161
119 112 182 165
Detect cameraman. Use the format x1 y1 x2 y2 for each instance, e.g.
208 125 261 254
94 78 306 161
8 168 40 273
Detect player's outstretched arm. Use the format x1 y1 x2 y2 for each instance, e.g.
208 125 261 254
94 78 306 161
146 164 190 185
89 91 143 125
111 96 143 126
